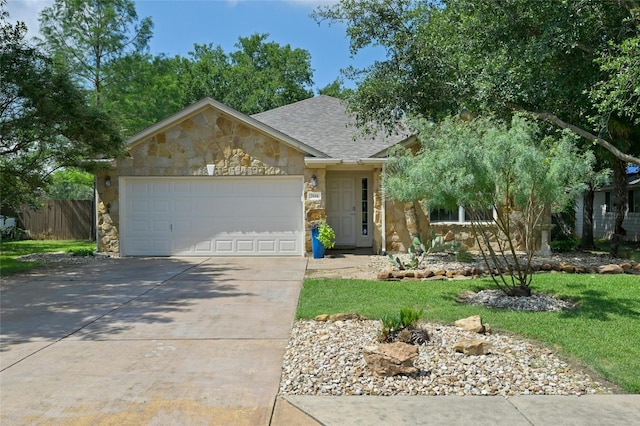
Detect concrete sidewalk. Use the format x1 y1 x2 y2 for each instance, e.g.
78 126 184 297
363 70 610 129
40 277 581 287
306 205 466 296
272 395 640 425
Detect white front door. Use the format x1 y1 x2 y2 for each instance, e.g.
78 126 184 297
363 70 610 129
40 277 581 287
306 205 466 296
326 177 356 247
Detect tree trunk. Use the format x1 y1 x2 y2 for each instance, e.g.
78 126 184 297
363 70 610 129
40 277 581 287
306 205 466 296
404 201 421 246
580 187 596 250
610 157 628 257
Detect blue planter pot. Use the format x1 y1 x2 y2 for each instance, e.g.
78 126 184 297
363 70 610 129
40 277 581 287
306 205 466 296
311 228 325 259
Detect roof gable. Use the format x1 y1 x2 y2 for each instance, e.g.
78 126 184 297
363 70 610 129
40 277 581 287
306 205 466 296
126 97 328 158
252 96 411 160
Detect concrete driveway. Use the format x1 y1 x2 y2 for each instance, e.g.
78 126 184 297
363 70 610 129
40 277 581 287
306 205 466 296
1 257 306 425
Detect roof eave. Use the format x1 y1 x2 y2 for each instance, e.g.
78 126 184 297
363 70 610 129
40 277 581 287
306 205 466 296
125 97 329 158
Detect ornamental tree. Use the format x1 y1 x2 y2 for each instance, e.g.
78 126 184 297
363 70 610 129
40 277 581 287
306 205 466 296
384 116 596 296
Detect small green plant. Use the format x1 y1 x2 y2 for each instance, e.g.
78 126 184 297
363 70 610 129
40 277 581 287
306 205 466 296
455 247 476 263
380 307 428 345
67 248 94 257
314 220 336 249
550 237 580 253
389 231 461 269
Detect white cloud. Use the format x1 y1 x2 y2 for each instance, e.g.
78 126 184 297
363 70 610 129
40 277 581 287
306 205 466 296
5 0 54 40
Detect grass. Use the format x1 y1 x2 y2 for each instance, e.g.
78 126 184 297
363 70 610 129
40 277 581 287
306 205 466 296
0 240 96 276
298 274 640 393
592 239 640 263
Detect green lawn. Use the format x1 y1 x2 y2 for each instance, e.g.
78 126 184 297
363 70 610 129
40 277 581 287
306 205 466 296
590 239 640 262
298 274 640 393
0 240 96 276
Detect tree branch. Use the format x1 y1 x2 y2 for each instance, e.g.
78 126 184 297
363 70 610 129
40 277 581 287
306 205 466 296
503 101 640 165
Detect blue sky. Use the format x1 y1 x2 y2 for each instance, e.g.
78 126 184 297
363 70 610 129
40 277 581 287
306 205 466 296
6 0 385 91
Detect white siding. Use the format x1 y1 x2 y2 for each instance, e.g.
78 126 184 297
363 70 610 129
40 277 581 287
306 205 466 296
576 190 640 242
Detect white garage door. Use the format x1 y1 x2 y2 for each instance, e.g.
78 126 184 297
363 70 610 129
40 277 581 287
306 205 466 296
120 176 303 256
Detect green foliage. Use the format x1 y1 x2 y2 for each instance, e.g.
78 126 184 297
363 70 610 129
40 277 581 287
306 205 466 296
455 247 476 263
590 26 640 126
39 0 153 107
298 275 640 393
67 248 94 257
380 307 426 344
389 233 460 270
385 115 594 295
317 221 336 249
0 10 123 211
318 78 354 100
381 307 422 332
47 168 94 200
550 238 580 253
179 34 314 114
0 240 95 276
101 53 184 136
314 0 640 165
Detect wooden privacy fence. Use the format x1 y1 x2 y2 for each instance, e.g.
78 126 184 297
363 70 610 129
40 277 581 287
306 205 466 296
18 200 95 241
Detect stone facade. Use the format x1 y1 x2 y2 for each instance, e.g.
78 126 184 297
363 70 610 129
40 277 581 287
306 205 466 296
96 102 550 257
384 200 430 253
97 107 306 255
303 168 327 252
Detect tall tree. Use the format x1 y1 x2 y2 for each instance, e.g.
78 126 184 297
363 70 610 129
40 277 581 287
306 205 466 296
38 0 153 107
313 0 640 165
318 78 354 99
101 52 184 136
1 4 122 210
180 33 314 114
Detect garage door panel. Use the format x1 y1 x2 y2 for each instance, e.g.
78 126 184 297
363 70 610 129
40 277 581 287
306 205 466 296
121 177 303 256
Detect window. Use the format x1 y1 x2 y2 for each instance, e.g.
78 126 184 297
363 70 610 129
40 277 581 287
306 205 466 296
430 206 494 223
464 208 493 222
630 189 640 213
605 191 612 213
430 207 458 222
361 178 368 236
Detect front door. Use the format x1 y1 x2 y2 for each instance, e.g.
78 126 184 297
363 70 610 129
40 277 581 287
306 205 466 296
326 177 356 247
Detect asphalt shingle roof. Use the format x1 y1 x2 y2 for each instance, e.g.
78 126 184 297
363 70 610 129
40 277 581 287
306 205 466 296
251 95 410 159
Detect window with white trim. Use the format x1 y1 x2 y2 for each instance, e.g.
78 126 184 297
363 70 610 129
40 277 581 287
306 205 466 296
429 206 494 223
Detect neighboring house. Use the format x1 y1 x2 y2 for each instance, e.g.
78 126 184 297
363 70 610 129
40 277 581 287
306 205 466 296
575 172 640 242
96 96 422 256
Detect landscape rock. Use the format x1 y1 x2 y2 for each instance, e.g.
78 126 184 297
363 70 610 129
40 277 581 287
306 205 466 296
329 313 365 321
453 339 493 356
598 264 624 274
314 314 330 322
363 342 419 376
560 262 575 273
377 271 392 280
455 315 486 334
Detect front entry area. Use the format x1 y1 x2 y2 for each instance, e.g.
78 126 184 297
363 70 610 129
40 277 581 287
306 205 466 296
326 172 373 248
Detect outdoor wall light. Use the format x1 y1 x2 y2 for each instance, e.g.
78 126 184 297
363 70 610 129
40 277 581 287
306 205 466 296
206 164 216 176
310 175 317 187
105 176 111 187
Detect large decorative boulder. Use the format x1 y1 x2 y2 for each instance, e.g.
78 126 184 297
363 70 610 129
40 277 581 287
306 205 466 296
598 264 624 274
364 342 419 376
455 315 486 334
453 339 493 356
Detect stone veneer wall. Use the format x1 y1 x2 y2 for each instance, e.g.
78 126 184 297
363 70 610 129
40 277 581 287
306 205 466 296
303 168 326 252
97 107 307 255
381 201 548 254
384 200 430 253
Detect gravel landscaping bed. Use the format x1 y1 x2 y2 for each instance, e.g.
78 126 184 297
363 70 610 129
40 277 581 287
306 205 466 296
287 251 628 397
16 252 112 265
280 319 613 397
